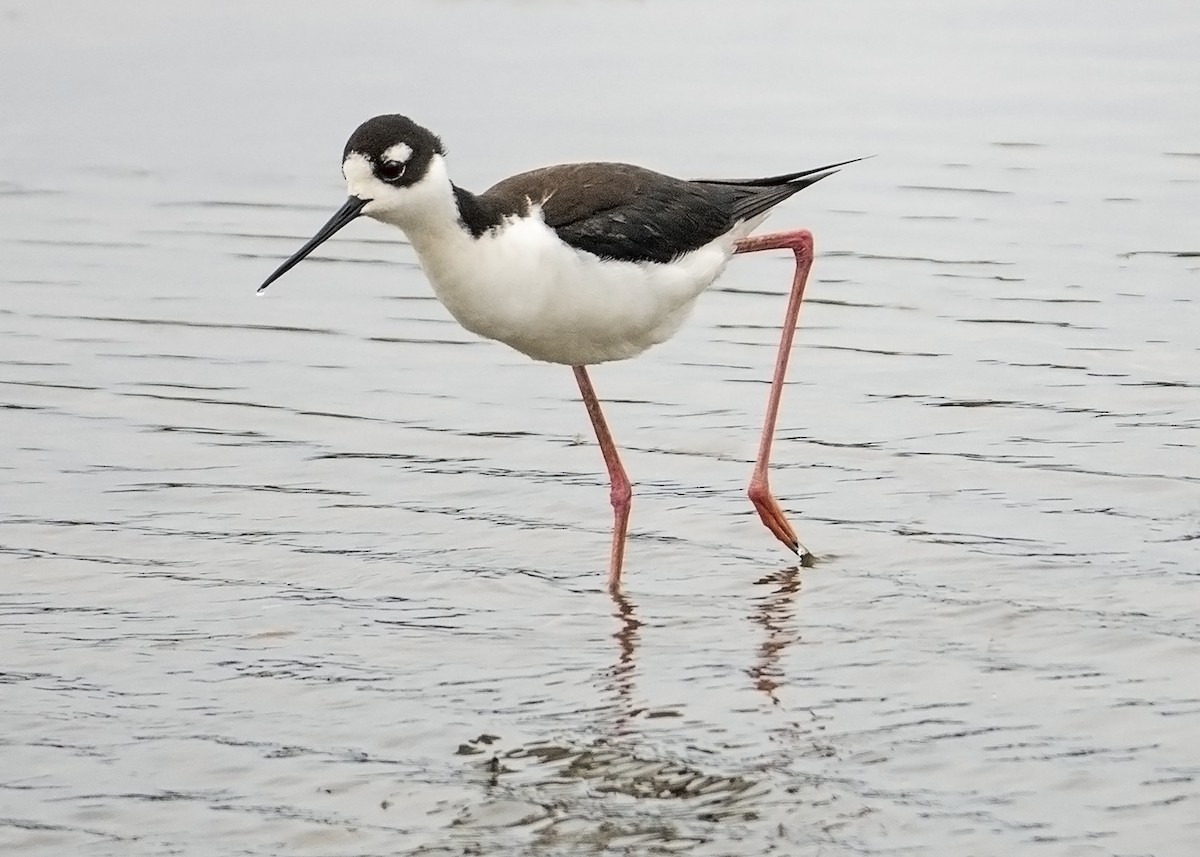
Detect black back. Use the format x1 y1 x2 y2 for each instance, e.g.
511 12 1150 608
457 160 850 264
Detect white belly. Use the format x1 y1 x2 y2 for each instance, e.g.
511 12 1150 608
408 216 752 365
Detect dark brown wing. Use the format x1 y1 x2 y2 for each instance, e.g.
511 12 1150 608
478 163 736 264
466 159 851 265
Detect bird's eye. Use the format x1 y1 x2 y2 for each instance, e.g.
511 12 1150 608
378 160 406 181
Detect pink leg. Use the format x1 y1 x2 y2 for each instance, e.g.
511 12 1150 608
573 366 632 590
732 229 816 560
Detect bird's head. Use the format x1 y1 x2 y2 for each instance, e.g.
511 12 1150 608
258 114 448 293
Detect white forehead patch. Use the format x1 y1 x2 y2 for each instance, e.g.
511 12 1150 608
382 142 413 164
342 152 373 184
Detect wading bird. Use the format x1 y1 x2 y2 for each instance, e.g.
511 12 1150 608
259 114 855 589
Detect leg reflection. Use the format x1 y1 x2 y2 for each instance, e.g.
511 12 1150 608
608 585 641 736
747 565 803 704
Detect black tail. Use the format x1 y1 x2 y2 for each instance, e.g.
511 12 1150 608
697 156 869 188
695 156 869 223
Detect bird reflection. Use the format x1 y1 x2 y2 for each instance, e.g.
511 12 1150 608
747 564 803 704
602 563 802 729
608 584 642 736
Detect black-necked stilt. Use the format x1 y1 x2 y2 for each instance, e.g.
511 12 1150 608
258 114 857 590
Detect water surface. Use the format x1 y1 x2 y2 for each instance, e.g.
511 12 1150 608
2 1 1198 854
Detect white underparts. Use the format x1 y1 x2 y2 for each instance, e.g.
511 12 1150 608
423 217 745 364
351 155 762 365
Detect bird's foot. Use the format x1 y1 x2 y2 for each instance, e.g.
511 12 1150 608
748 477 810 559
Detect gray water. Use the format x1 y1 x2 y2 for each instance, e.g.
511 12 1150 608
2 1 1198 854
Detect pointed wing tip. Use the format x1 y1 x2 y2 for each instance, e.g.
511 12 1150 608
794 154 876 186
806 154 875 176
696 154 874 188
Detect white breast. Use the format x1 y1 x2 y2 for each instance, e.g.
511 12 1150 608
353 155 764 366
409 212 755 365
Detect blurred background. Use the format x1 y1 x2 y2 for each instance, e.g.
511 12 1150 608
2 1 1198 854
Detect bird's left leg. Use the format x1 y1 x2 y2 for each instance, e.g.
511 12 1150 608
732 229 816 561
573 365 632 590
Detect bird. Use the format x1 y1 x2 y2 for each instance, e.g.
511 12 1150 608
257 113 857 590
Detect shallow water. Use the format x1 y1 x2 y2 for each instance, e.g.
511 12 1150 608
2 1 1198 854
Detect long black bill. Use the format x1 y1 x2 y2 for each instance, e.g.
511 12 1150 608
257 196 369 293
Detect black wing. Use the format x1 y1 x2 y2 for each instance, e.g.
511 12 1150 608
476 163 734 264
472 159 852 265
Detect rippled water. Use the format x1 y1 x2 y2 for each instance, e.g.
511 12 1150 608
3 1 1198 854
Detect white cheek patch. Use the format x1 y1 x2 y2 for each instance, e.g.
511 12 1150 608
383 142 413 164
342 152 383 201
343 152 373 183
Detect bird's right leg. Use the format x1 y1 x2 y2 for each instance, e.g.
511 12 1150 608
733 229 815 562
573 365 633 590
